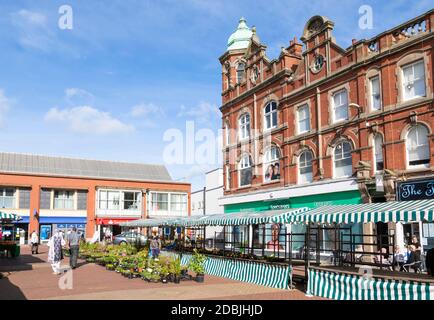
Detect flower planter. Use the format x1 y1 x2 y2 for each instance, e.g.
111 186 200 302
174 276 181 284
195 274 205 283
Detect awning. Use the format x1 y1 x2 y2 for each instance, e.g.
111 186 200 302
0 211 22 222
120 208 310 228
40 217 87 224
177 207 309 227
97 218 138 225
271 199 434 224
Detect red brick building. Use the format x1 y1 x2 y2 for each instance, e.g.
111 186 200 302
0 152 191 242
219 11 434 244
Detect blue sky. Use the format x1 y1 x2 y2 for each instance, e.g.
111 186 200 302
0 0 432 191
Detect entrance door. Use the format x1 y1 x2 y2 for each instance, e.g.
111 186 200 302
40 225 52 241
376 222 389 250
403 223 420 245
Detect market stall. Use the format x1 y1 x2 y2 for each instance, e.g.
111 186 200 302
271 199 434 300
0 211 22 258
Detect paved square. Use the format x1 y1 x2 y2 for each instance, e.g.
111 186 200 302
0 246 322 300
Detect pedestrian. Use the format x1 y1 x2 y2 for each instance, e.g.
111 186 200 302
150 231 161 259
67 227 80 269
30 230 39 254
47 229 66 275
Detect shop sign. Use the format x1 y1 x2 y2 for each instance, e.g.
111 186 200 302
397 179 434 201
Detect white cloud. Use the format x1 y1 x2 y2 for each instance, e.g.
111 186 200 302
0 89 12 126
177 101 220 124
65 88 94 105
129 103 166 128
44 106 134 135
130 103 165 118
10 9 54 51
16 9 47 26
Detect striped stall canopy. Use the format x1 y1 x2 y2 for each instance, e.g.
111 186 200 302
178 253 291 290
308 268 434 300
176 207 310 227
272 199 434 224
0 211 22 221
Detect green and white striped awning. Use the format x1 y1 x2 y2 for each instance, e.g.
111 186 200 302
170 207 309 227
272 199 434 224
120 208 310 228
0 211 22 221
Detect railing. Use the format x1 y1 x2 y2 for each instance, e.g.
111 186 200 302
365 11 431 56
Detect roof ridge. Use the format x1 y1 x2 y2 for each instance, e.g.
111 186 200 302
0 151 165 168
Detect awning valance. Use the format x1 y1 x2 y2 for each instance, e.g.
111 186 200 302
271 199 434 224
0 212 22 222
120 208 310 228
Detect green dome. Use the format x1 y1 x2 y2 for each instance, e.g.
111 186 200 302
227 17 253 51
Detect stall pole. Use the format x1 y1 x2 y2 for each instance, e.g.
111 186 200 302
223 226 226 256
249 225 254 255
262 224 265 257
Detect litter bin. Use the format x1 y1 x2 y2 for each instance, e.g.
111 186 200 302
11 245 20 257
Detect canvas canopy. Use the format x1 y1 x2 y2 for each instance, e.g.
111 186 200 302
0 211 22 222
271 199 434 224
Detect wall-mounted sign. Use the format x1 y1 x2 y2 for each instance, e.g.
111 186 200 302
397 179 434 201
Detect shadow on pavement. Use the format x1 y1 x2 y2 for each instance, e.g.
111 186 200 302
0 274 27 300
0 254 47 272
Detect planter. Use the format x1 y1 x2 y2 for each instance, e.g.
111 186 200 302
195 273 205 283
174 276 181 284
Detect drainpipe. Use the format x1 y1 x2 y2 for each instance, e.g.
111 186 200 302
254 93 258 175
316 88 323 178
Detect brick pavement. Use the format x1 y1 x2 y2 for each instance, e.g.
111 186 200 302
0 246 323 300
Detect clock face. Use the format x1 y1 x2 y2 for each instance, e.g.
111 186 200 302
311 54 325 73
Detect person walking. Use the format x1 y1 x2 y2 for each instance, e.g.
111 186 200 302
47 229 66 275
67 227 80 269
150 231 161 259
30 231 39 254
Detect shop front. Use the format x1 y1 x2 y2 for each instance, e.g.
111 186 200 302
96 217 140 240
396 178 434 251
38 217 87 242
223 190 363 253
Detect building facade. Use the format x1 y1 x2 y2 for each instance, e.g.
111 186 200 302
219 11 434 246
0 152 190 242
191 168 224 239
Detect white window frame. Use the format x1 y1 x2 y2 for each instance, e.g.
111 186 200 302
263 146 281 182
333 141 353 178
236 62 246 84
0 188 16 209
299 150 314 184
239 113 251 140
148 191 188 215
401 60 426 102
239 155 253 187
369 75 382 111
170 193 188 212
406 125 430 169
53 190 75 210
297 104 310 134
263 101 278 131
373 134 384 173
332 89 349 123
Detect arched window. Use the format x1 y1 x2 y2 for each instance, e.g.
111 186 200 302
373 134 384 172
334 141 353 178
299 150 313 183
264 101 278 130
263 146 281 182
237 62 246 84
332 89 349 122
239 113 250 140
406 125 430 168
239 154 253 187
